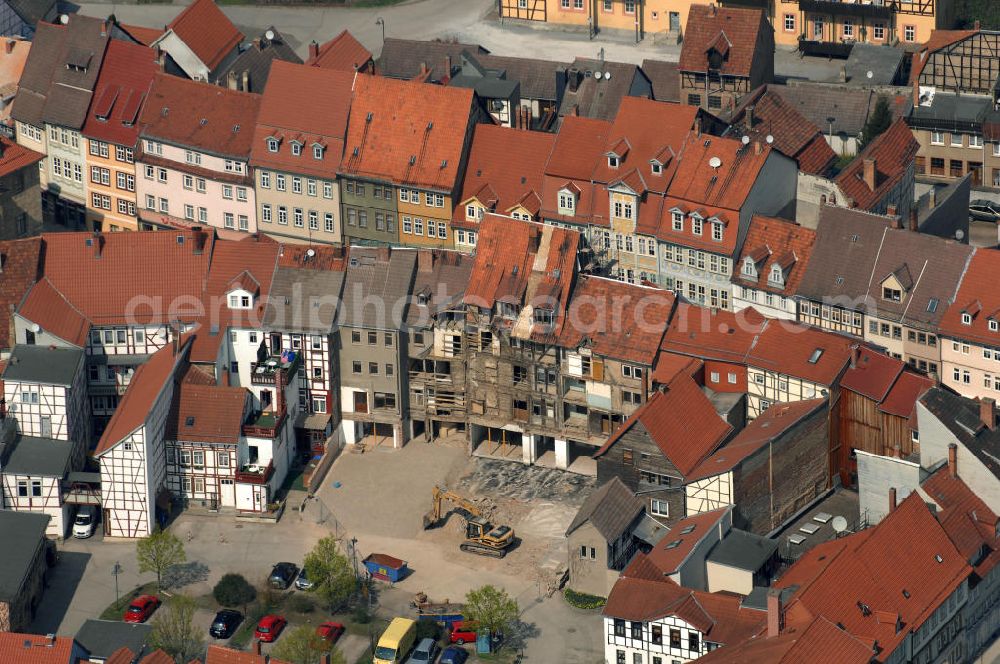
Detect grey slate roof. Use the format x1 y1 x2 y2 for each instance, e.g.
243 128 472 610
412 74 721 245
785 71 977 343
920 387 1000 481
3 344 83 386
565 476 644 540
707 529 778 571
263 266 346 333
0 509 49 601
641 58 679 103
478 54 565 101
407 250 473 328
212 27 302 94
341 247 417 330
558 58 652 122
11 15 109 129
909 92 991 128
75 619 152 660
2 435 73 477
7 0 56 26
844 43 904 86
769 83 877 137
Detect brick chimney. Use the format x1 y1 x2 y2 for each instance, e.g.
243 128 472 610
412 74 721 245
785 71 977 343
5 39 15 55
227 70 238 90
886 203 897 217
981 397 995 430
708 2 716 17
754 140 763 155
309 40 319 62
908 208 918 232
863 158 877 191
849 344 860 369
948 443 958 478
444 55 452 78
888 487 897 513
767 588 784 638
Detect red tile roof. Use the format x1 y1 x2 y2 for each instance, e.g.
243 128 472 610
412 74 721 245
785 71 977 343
204 234 280 320
922 467 1000 576
695 615 875 664
595 372 732 475
205 645 291 664
747 320 855 386
96 340 186 455
839 346 903 403
661 303 765 365
879 370 934 420
0 633 78 663
107 647 175 664
119 23 164 47
454 124 555 223
558 276 675 365
667 132 773 213
0 135 42 178
734 216 816 298
651 352 701 386
540 116 609 225
656 196 738 254
17 278 89 347
775 494 971 660
251 60 354 179
688 398 827 481
0 236 41 350
306 29 372 71
645 508 729 574
341 74 475 191
939 248 1000 346
678 4 769 78
168 381 246 444
834 119 919 211
165 0 244 71
82 39 159 147
139 73 261 158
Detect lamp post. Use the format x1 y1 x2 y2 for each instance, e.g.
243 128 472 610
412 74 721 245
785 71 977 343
112 561 122 606
375 18 385 44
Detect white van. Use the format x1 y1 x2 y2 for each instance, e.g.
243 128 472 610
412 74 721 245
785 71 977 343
73 506 96 538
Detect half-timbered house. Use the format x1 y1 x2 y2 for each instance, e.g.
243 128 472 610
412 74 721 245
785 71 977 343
1 434 75 538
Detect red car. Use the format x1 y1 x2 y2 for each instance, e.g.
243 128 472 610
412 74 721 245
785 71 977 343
123 595 160 623
254 614 287 643
316 621 345 645
448 621 478 645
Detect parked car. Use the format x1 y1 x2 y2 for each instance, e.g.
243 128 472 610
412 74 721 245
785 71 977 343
405 638 439 663
123 595 160 623
294 567 313 590
316 621 345 645
268 562 298 589
970 199 1000 222
254 614 287 642
209 609 242 639
439 646 468 664
447 621 478 645
72 506 96 539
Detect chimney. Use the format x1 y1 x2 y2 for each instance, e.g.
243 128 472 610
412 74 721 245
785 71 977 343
91 232 103 259
886 203 897 217
309 40 319 61
567 67 580 93
745 104 754 129
980 397 995 430
912 81 920 107
242 70 250 92
889 487 897 513
417 249 434 272
863 158 877 191
975 20 981 30
191 226 207 255
5 39 15 54
767 588 784 638
155 46 166 71
227 70 238 90
708 2 716 17
930 186 938 208
908 208 918 232
754 140 762 155
839 64 848 83
444 54 452 78
948 443 958 477
849 344 860 369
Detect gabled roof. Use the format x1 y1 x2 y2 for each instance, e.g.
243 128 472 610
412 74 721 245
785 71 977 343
688 398 827 481
167 381 246 444
306 29 371 71
205 645 292 664
595 373 732 476
911 29 980 85
0 511 51 602
939 248 1000 346
105 648 174 664
408 250 473 327
919 387 1000 482
678 4 769 78
541 116 610 224
565 476 644 540
139 73 260 158
341 75 474 191
17 278 90 347
117 23 164 47
695 615 875 664
667 132 773 212
558 57 651 121
746 320 855 386
75 619 153 661
839 347 904 403
835 119 919 211
642 58 680 102
340 247 417 330
163 0 243 71
212 27 302 94
879 370 934 420
81 39 159 146
0 236 41 350
6 0 56 26
3 344 83 386
661 303 765 365
378 37 488 82
644 508 730 574
0 631 76 663
922 466 1000 576
0 36 31 125
736 216 815 297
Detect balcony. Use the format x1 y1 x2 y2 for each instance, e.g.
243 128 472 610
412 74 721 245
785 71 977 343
235 460 274 485
798 0 894 19
250 351 301 386
242 411 286 438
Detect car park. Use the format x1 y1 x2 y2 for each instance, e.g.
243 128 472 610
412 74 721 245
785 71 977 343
268 562 298 589
123 595 159 623
254 614 287 642
209 609 242 639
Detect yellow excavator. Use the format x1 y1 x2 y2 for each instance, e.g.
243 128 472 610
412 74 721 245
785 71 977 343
423 486 516 558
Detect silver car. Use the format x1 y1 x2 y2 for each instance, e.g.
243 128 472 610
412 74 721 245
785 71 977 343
405 637 439 664
294 567 313 590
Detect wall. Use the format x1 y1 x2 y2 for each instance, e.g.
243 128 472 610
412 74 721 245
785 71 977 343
0 160 41 239
705 561 753 595
398 187 453 249
84 139 137 232
45 125 87 205
795 172 844 229
153 32 209 80
255 168 341 244
15 121 47 189
340 177 398 246
596 422 684 525
855 450 923 524
566 521 613 597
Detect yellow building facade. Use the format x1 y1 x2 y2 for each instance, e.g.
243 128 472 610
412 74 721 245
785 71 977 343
84 138 138 232
398 187 455 249
502 0 690 40
772 0 952 48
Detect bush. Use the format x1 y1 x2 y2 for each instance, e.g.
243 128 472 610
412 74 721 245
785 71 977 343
563 588 606 610
352 605 371 624
288 593 315 614
415 619 440 642
213 573 257 609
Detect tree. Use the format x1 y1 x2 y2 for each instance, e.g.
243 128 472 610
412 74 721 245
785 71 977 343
136 528 186 590
213 573 256 612
271 625 345 664
150 594 204 663
303 536 355 610
860 96 892 148
464 585 519 646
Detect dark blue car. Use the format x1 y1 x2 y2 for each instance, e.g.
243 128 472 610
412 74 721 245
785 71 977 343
439 646 468 664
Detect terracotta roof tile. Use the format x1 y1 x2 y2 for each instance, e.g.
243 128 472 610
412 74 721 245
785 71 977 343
0 633 77 663
922 467 1000 575
307 29 372 71
667 132 773 213
205 645 291 664
879 370 933 419
747 320 855 386
82 39 159 147
168 381 246 444
642 58 679 102
651 351 701 386
119 23 164 47
939 248 1000 346
0 236 41 350
341 75 475 191
835 119 919 211
661 303 765 365
165 0 243 71
645 508 729 573
696 615 875 664
17 278 89 347
839 346 903 403
735 216 815 297
678 5 768 78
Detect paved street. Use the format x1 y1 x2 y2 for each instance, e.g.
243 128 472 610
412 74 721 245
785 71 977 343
78 0 843 80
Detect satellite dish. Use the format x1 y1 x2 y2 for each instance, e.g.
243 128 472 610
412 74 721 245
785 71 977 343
741 135 750 146
765 135 774 145
306 248 316 258
955 229 965 241
59 13 69 24
866 70 874 80
831 516 848 533
265 29 275 41
30 323 40 334
594 71 602 79
604 71 612 80
708 156 722 169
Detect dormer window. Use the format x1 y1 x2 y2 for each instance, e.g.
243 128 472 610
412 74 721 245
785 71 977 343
692 218 703 236
671 211 683 231
711 222 723 242
499 301 519 319
313 144 324 160
534 308 554 325
651 162 663 175
228 293 252 309
990 319 999 332
742 257 757 277
290 142 302 157
266 137 279 153
558 190 576 215
962 312 973 325
769 265 785 287
883 287 901 302
608 155 619 168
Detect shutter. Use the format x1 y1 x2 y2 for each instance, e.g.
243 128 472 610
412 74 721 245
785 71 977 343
568 353 582 377
592 359 605 381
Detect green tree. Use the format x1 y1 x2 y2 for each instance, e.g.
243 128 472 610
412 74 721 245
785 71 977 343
271 625 345 664
136 528 186 590
464 584 519 647
303 536 355 610
150 594 204 663
860 96 893 148
213 573 257 612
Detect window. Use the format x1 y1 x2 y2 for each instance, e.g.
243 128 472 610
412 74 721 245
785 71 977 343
224 212 235 229
267 137 279 152
196 178 206 193
262 204 272 223
222 184 233 199
292 177 302 194
689 633 699 652
931 131 944 145
31 480 41 497
952 134 964 147
238 215 249 231
904 25 915 42
630 622 642 640
784 13 795 31
883 287 901 302
971 135 984 149
324 213 334 232
352 361 362 374
158 198 168 214
711 223 723 242
294 208 303 227
671 211 683 231
276 174 286 191
558 190 575 214
692 217 702 235
962 312 972 325
614 620 626 637
650 499 669 517
291 142 302 157
323 181 332 199
184 204 194 220
670 629 681 648
157 167 167 183
313 144 324 160
309 210 318 230
843 19 853 38
374 392 396 409
873 22 885 40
